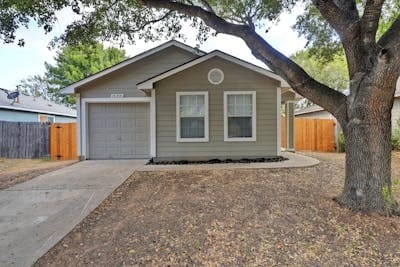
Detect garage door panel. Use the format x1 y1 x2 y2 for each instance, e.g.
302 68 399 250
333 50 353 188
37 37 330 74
135 119 147 127
135 133 147 141
120 133 135 142
88 103 150 159
121 119 135 129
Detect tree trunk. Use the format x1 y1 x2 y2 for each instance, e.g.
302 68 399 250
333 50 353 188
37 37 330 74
335 91 397 214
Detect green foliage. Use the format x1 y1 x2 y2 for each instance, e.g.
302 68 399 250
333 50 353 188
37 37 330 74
292 49 349 108
19 75 51 100
382 179 399 214
392 118 400 150
19 42 126 105
0 0 397 60
0 1 299 47
45 42 126 105
293 0 399 61
291 49 349 91
293 4 342 62
338 131 345 153
0 0 71 46
377 0 400 39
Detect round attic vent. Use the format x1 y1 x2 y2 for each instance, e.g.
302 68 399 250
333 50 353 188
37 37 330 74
208 68 224 85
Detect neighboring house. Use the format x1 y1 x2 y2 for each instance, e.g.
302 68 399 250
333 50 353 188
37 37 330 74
61 40 301 161
295 77 400 131
0 92 76 123
295 104 336 120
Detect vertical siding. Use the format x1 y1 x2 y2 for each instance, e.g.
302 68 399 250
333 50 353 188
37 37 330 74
78 46 200 98
156 57 280 159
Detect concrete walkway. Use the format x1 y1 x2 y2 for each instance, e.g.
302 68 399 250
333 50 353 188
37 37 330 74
139 152 319 171
0 160 145 267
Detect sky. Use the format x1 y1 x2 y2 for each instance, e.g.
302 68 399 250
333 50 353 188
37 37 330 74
0 6 307 90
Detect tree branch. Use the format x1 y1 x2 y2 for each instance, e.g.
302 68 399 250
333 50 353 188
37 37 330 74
378 15 400 47
311 0 370 77
199 0 215 14
361 0 385 45
311 0 359 40
139 0 348 123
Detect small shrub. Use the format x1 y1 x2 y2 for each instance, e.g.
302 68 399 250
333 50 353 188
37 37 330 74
338 131 345 152
382 180 400 215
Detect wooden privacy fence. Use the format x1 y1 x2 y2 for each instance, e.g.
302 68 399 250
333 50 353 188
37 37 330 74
50 123 78 160
0 121 77 160
281 117 336 152
0 121 50 158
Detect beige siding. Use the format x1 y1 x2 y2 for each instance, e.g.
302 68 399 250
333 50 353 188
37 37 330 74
155 57 280 159
78 46 200 98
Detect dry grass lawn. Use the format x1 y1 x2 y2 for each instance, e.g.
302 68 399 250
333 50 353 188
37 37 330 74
0 158 77 190
36 153 400 266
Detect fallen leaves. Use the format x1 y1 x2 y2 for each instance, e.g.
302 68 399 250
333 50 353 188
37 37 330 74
35 153 400 266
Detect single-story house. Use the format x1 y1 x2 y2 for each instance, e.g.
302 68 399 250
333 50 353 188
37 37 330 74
296 77 400 131
61 40 301 161
0 91 76 123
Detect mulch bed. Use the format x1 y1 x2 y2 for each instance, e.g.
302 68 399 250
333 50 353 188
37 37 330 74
147 156 287 165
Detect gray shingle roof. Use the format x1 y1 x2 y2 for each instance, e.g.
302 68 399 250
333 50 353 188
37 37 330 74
0 90 76 117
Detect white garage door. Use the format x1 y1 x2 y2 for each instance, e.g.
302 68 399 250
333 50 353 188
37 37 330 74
88 103 150 159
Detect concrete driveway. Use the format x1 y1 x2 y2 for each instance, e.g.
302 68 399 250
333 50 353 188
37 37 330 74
0 160 145 267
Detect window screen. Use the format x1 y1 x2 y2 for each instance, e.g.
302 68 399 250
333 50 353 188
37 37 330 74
227 94 253 138
179 94 205 138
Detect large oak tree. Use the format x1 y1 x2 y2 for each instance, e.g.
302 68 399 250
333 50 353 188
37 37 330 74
1 0 399 214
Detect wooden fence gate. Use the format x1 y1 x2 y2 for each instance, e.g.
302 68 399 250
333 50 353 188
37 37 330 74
281 117 336 152
50 123 78 160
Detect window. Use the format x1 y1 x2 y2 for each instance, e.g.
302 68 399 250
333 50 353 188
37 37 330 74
224 91 256 141
38 114 55 123
176 92 209 142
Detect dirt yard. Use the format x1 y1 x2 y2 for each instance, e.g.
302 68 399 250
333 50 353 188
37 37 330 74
0 158 77 190
36 153 400 266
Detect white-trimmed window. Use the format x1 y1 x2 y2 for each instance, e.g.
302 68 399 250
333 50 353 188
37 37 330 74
176 92 209 142
224 91 256 141
38 114 55 123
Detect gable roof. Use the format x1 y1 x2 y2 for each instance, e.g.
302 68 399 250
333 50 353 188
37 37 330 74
0 91 76 117
137 50 289 90
61 40 206 94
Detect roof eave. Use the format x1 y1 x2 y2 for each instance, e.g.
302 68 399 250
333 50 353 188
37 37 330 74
0 105 77 117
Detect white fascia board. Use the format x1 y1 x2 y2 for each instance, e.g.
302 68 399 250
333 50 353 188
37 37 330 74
60 40 205 95
137 51 290 90
0 105 76 117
